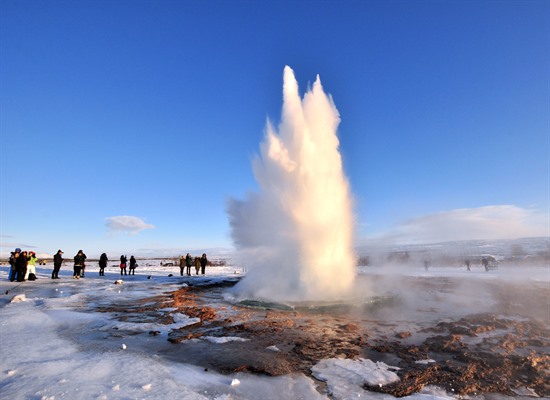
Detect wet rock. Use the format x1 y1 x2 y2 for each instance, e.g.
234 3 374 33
367 314 550 397
90 282 550 398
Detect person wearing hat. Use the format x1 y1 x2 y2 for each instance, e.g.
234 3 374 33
8 248 21 281
25 251 38 280
52 250 64 279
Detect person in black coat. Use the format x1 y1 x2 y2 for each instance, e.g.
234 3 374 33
9 248 21 281
52 249 64 279
129 256 137 275
200 253 208 275
98 253 108 276
73 250 86 279
15 250 28 282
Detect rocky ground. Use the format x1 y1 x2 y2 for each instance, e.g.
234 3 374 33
96 276 549 398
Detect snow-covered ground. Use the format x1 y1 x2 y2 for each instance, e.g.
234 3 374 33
0 260 547 400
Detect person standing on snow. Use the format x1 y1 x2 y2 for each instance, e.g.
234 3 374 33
200 253 208 275
80 251 87 277
98 253 108 276
15 250 28 282
8 248 21 281
194 257 201 275
52 250 63 279
179 255 185 276
185 253 193 276
25 251 38 280
120 255 128 275
129 256 137 275
73 250 86 279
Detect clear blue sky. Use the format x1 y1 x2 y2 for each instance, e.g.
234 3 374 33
1 0 548 258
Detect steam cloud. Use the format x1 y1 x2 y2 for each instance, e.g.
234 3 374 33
227 66 356 302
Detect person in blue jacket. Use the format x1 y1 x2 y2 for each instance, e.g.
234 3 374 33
8 248 21 281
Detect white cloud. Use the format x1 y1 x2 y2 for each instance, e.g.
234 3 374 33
375 205 548 244
105 216 155 235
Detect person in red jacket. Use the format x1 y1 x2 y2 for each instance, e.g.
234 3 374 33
120 255 128 275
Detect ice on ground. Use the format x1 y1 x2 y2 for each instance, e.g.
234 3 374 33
0 263 328 400
9 293 26 303
415 359 436 365
311 358 460 400
201 336 250 344
312 358 400 398
0 259 547 399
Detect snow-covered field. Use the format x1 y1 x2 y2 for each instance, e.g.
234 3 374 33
0 259 547 400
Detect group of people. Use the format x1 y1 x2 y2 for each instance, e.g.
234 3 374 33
72 252 140 277
8 248 209 281
179 253 208 276
8 247 69 281
51 249 88 279
117 255 138 276
10 248 102 280
8 248 39 282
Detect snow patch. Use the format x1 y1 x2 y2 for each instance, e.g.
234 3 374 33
10 293 26 303
512 387 540 397
415 359 436 365
202 336 250 344
311 358 400 398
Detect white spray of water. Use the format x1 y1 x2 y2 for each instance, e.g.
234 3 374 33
227 66 356 302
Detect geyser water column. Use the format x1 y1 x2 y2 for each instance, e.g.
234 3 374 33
227 66 356 302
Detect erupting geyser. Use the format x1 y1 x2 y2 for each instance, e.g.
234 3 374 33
227 66 355 302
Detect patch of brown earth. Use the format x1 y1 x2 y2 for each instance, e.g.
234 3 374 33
367 314 549 397
95 284 550 398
